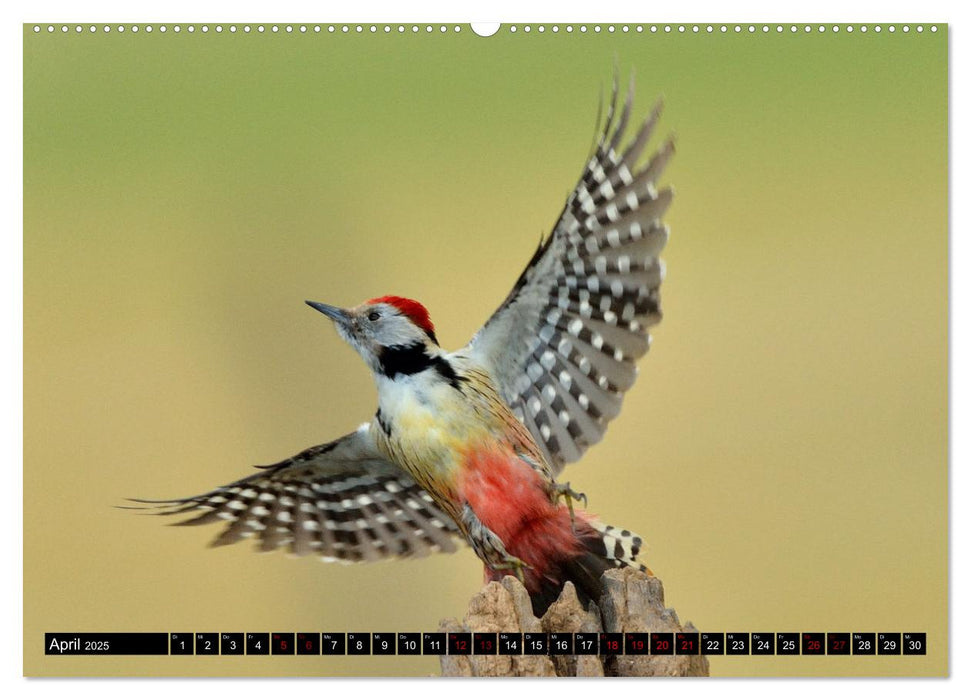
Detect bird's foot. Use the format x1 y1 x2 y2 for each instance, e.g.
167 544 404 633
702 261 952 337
462 503 533 584
552 481 587 531
491 554 533 585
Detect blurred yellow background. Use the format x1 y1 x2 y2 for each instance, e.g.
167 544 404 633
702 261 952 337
24 24 947 677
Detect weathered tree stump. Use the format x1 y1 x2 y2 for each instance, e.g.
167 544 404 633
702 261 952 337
438 568 709 677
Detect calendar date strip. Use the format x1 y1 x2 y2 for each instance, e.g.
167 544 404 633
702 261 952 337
45 632 927 656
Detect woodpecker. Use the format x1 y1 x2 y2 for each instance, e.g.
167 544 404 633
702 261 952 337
134 76 674 615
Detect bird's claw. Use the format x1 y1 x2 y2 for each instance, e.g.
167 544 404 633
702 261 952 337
553 481 587 532
493 555 533 584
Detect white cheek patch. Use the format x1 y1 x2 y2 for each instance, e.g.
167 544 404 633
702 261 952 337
375 315 428 347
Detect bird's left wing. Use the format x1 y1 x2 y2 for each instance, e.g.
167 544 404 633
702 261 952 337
128 425 461 561
464 76 673 473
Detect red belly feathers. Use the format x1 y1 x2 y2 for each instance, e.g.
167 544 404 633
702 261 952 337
458 446 592 592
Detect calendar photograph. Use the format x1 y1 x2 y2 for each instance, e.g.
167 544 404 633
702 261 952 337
23 21 948 677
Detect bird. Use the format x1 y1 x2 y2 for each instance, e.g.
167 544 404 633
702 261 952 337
132 75 674 616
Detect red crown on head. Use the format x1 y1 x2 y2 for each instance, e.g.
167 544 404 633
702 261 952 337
367 296 436 337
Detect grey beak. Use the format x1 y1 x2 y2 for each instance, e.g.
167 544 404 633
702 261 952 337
305 300 352 326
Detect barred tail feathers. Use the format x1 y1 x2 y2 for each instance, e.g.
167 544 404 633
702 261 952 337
587 519 649 572
531 517 649 615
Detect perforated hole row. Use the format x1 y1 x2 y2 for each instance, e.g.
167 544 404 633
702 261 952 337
30 24 942 35
506 24 940 34
31 24 465 34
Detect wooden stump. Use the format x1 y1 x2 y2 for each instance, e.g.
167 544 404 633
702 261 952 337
439 568 709 677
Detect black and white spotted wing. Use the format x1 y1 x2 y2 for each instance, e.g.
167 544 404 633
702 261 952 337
129 425 461 562
466 76 673 473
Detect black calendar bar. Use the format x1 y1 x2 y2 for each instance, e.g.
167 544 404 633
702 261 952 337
45 633 168 655
296 633 320 655
45 631 927 656
272 633 295 655
170 633 192 655
751 633 774 655
474 632 498 655
676 632 699 655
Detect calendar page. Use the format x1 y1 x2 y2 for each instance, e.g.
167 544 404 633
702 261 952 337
23 21 948 678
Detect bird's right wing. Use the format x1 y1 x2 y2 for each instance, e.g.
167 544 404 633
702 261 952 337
128 424 462 562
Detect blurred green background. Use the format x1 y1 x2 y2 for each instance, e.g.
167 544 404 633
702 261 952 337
24 24 947 677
